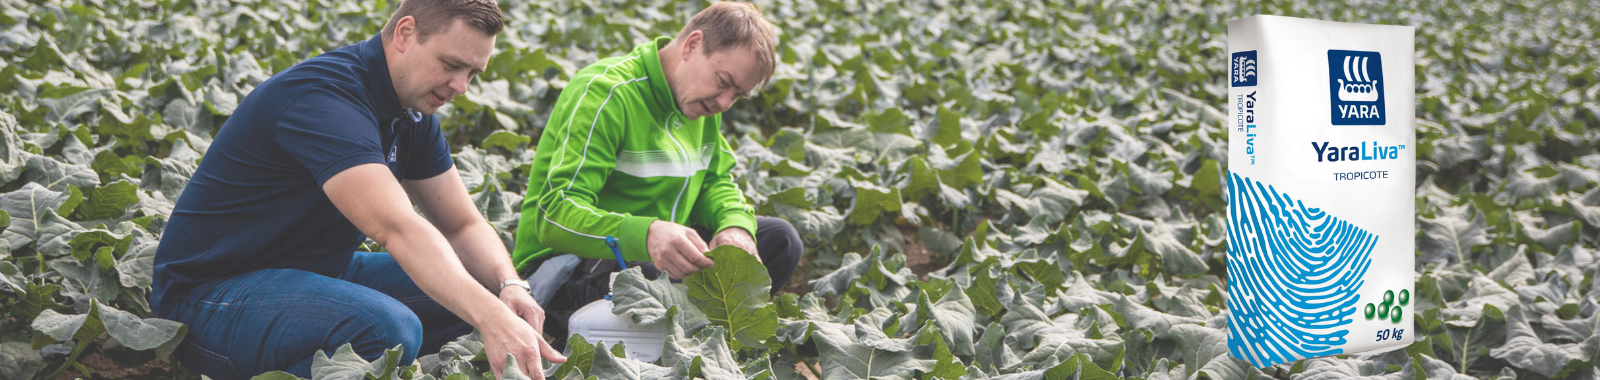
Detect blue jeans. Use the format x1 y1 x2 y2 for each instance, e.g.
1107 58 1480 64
160 252 473 380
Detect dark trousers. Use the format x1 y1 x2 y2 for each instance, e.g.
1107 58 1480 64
535 216 804 350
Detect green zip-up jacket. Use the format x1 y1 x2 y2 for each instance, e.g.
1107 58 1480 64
513 37 756 271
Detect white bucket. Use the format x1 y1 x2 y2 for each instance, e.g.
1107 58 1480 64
567 272 667 362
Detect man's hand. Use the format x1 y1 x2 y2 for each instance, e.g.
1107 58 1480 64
326 164 555 379
500 289 565 368
481 299 565 380
708 227 759 263
646 220 713 279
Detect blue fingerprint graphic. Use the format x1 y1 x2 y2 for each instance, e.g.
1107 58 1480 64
1226 173 1375 368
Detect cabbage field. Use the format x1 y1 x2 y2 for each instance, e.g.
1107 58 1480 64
1 0 1596 379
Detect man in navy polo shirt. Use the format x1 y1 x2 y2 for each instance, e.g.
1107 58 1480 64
150 0 563 379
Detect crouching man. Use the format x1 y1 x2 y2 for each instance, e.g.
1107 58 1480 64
512 2 804 348
151 0 563 378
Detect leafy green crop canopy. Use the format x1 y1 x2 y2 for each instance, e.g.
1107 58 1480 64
1 0 1596 378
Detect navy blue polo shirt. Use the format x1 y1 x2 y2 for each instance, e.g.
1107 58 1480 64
150 34 454 313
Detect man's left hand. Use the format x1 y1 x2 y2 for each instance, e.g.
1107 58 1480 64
498 288 564 362
708 227 760 263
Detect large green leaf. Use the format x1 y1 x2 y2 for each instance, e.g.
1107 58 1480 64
142 138 202 201
23 154 99 192
550 333 595 380
912 323 967 379
39 87 108 124
71 180 139 220
309 343 426 380
1294 357 1387 380
684 245 778 350
1 0 1596 378
973 320 1016 373
162 97 214 137
1010 321 1125 372
1485 249 1534 286
963 264 1006 317
116 240 158 288
1161 324 1264 380
310 344 371 380
30 308 90 343
1420 204 1490 265
52 259 120 306
1138 223 1207 278
0 260 25 293
499 353 535 380
68 228 131 265
661 327 744 380
0 111 27 186
998 292 1124 371
772 203 844 242
810 320 935 380
1053 275 1117 313
96 302 187 358
1519 220 1579 253
1440 275 1518 327
0 341 45 380
610 267 709 333
1113 296 1202 334
418 331 484 377
588 342 680 379
916 283 977 356
1488 305 1596 378
845 181 903 225
808 247 910 296
0 183 85 256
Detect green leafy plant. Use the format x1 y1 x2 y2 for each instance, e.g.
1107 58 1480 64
1 0 1596 378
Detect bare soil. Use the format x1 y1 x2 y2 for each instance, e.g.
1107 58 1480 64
55 342 185 380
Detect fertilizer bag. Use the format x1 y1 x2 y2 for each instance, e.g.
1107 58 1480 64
1225 15 1415 368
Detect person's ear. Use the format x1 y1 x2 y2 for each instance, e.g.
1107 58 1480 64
682 30 703 61
394 16 416 54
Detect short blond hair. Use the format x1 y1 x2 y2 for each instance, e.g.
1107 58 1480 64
677 2 779 88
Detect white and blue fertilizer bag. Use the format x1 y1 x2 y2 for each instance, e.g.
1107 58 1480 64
1225 15 1415 368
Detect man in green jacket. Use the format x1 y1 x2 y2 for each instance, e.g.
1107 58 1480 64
512 2 803 345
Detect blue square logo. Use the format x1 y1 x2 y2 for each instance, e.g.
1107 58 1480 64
1231 51 1257 87
1328 50 1385 125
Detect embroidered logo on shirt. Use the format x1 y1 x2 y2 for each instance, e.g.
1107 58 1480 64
670 113 685 130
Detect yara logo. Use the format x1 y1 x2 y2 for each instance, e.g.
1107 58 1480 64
1336 55 1379 102
1327 50 1385 125
1231 51 1258 87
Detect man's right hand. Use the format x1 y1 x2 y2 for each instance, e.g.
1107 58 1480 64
646 220 714 279
481 311 560 380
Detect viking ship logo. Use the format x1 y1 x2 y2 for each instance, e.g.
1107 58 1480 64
1328 50 1385 125
1335 55 1379 102
1232 51 1258 87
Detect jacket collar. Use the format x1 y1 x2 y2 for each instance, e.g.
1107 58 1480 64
640 36 683 124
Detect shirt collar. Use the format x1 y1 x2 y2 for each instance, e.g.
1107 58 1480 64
640 36 681 123
359 33 411 123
